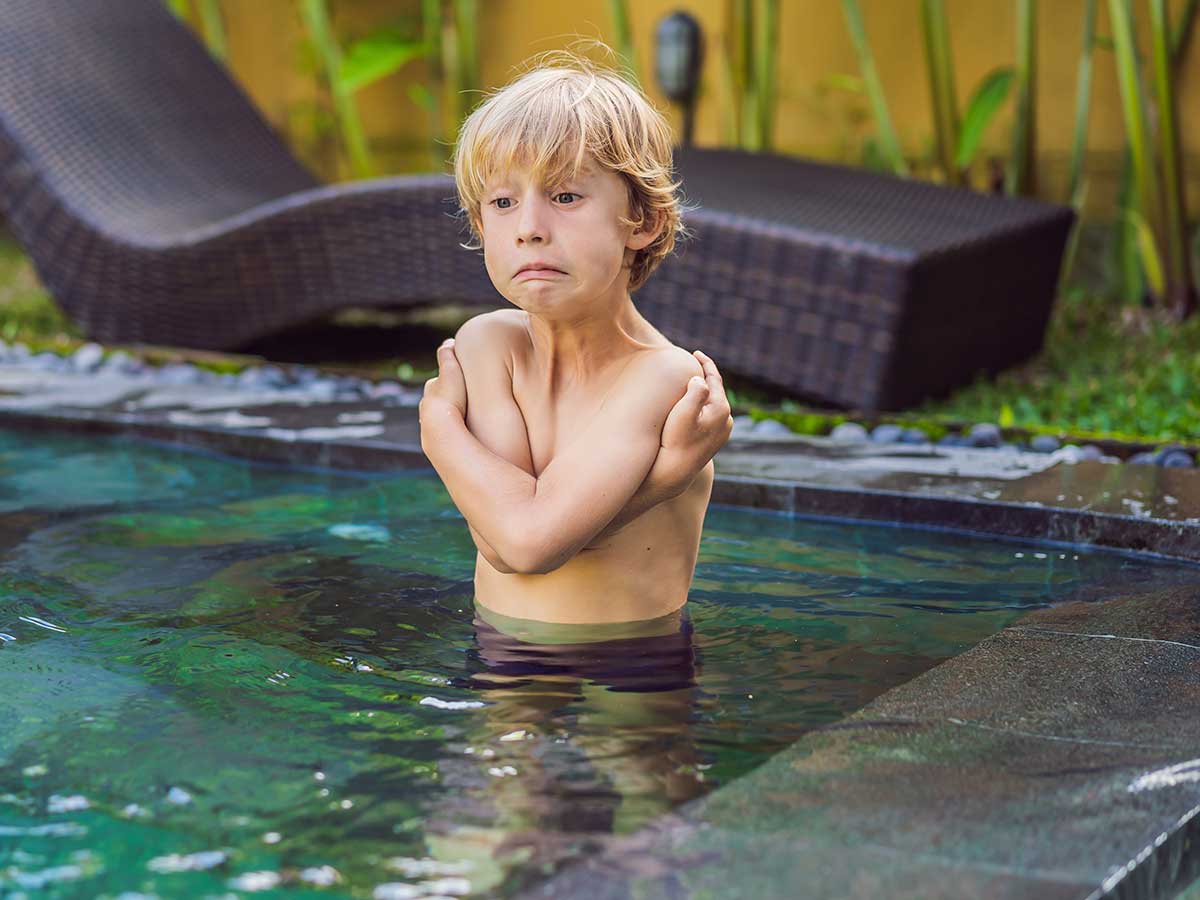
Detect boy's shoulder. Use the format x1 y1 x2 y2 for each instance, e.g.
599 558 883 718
452 308 528 362
630 341 703 382
455 307 527 340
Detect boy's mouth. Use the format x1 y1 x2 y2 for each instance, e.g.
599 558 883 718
515 261 567 278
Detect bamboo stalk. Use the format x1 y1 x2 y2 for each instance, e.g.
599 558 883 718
1107 0 1163 306
920 0 960 184
1149 0 1196 318
453 0 479 119
606 0 641 84
196 0 227 62
1113 147 1145 304
419 0 445 169
1171 0 1198 70
299 0 373 179
738 0 758 148
839 0 908 176
1066 0 1096 206
755 0 780 152
1006 0 1036 195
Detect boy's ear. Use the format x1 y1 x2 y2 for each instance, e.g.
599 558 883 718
627 209 663 251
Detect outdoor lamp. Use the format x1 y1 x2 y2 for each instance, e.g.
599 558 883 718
654 11 703 147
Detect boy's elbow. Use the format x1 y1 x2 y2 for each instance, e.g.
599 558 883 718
507 530 565 575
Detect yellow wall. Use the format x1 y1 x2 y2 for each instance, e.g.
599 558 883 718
212 0 1200 212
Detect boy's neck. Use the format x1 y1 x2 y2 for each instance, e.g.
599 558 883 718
521 293 658 389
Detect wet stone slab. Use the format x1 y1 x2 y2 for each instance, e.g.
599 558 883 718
523 587 1200 900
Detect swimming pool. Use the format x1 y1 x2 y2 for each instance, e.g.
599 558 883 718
2 429 1197 898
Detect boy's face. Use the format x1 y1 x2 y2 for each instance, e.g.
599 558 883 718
478 155 658 315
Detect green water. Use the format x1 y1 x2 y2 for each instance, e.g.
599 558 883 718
1 429 1196 898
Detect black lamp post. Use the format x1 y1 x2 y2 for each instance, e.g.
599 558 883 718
654 11 704 147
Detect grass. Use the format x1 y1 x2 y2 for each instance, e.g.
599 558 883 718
0 239 80 349
916 287 1200 444
1 233 1197 446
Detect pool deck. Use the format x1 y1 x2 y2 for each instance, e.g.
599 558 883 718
2 362 1199 899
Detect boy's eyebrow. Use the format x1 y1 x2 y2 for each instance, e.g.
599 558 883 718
486 166 597 192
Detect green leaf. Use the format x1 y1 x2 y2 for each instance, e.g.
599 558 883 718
954 67 1014 168
340 30 431 93
998 402 1015 427
1126 207 1166 298
407 82 435 113
823 72 866 93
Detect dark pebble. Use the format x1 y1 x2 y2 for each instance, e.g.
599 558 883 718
967 423 1002 448
870 424 904 443
1030 434 1060 453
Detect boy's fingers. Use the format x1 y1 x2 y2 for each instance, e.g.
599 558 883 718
681 376 708 410
694 350 724 387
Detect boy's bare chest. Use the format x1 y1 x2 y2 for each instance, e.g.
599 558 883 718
510 369 622 477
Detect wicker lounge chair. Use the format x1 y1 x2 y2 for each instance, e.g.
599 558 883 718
646 147 1075 411
0 0 498 350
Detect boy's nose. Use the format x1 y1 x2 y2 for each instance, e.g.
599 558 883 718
515 200 549 244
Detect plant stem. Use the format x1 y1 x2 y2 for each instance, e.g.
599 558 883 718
840 0 908 176
1066 0 1096 205
1006 0 1036 195
920 0 960 185
754 0 780 152
1107 0 1164 307
196 0 228 61
299 0 373 179
606 0 641 84
1149 0 1197 318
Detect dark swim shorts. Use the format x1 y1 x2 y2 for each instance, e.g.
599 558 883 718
466 610 697 694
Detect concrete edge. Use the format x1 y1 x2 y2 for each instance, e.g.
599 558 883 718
4 407 1200 566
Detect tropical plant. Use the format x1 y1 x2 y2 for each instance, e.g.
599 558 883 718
717 0 780 151
1057 0 1097 294
1005 0 1036 195
838 0 908 176
1107 0 1196 318
606 0 641 84
297 0 479 178
917 0 1019 188
1148 0 1197 318
165 0 228 61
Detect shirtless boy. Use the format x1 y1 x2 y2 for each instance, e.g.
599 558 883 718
419 51 733 628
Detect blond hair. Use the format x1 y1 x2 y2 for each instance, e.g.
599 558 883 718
450 47 693 292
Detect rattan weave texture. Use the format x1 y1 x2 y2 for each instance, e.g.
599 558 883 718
638 147 1075 410
0 0 498 349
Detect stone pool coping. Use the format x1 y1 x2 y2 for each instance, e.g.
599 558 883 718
2 362 1199 563
2 363 1199 899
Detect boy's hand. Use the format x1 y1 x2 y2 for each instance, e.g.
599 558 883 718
587 350 733 544
420 338 468 420
648 349 734 496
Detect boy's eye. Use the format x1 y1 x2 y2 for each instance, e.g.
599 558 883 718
488 192 578 211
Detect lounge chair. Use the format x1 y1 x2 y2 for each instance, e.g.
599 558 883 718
647 147 1075 411
0 0 498 350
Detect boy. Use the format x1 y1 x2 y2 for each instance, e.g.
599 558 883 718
419 51 732 627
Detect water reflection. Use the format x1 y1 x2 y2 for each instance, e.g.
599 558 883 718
421 603 708 894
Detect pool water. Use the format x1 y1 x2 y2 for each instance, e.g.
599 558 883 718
1 429 1197 898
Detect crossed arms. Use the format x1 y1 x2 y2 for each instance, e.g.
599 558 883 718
419 314 731 575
